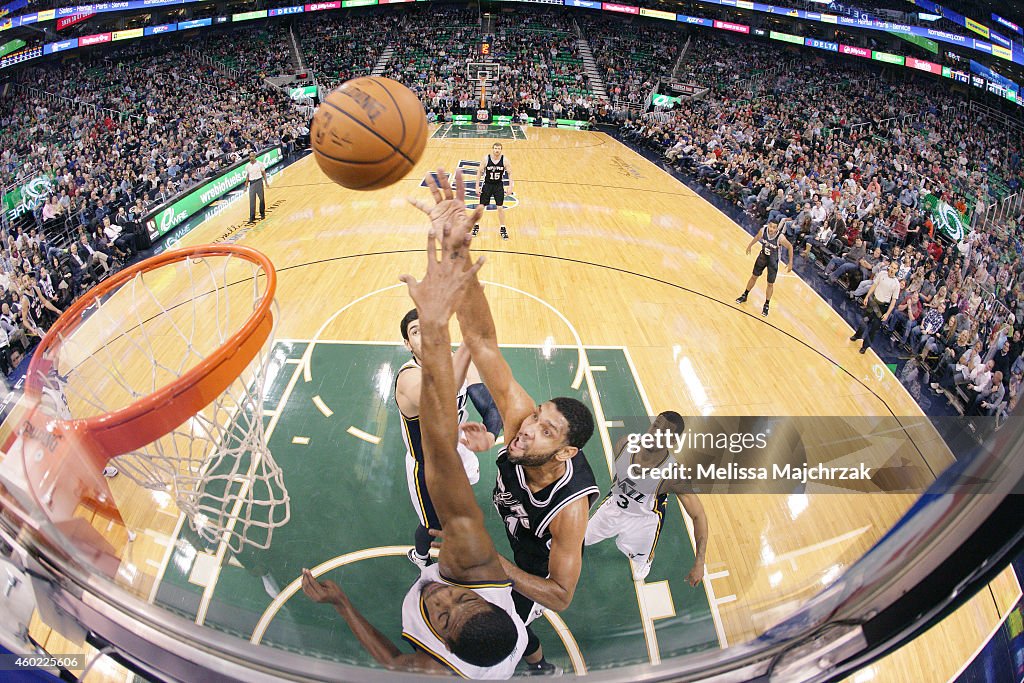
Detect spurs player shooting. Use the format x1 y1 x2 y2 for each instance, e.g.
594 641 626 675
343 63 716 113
736 218 794 317
472 143 514 240
585 412 709 584
416 168 597 675
396 308 504 568
302 202 526 678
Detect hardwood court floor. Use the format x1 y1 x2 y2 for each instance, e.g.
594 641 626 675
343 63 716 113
18 127 1021 681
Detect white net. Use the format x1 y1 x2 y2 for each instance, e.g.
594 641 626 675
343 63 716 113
31 249 289 552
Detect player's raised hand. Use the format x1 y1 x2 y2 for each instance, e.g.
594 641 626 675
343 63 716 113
301 568 348 606
399 227 485 324
410 168 484 256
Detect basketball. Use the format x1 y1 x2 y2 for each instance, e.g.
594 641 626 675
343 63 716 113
311 76 428 191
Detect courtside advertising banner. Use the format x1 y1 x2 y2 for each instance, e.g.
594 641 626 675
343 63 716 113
145 147 282 240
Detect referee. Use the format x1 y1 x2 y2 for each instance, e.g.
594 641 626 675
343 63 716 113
246 152 268 223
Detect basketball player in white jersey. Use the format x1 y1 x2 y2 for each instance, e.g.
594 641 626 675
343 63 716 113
585 412 709 584
396 308 503 568
735 218 795 317
416 168 597 675
473 143 514 240
302 197 525 678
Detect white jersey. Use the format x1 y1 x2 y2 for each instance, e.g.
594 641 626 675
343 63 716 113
397 358 479 528
401 564 527 679
608 443 670 516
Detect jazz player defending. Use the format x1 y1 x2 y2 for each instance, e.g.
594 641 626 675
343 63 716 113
397 308 503 568
735 218 794 317
473 143 514 240
585 412 709 584
302 200 526 678
417 168 597 675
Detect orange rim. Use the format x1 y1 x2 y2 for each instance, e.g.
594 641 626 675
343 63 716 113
25 244 277 461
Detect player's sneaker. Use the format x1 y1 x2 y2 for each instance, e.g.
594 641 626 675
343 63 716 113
762 302 770 317
735 293 747 304
407 549 432 569
472 224 480 236
523 660 562 676
500 226 509 240
102 465 119 478
632 558 653 581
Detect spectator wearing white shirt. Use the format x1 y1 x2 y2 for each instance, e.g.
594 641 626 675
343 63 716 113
850 261 901 354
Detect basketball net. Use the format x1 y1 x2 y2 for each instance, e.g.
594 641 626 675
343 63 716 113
20 245 289 554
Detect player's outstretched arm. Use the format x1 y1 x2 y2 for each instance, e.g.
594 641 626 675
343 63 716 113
301 570 444 673
412 168 535 439
400 215 503 582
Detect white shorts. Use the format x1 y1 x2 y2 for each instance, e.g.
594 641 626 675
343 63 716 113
584 496 666 563
406 441 480 528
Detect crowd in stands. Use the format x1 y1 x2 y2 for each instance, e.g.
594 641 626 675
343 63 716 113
300 11 402 91
581 15 681 118
380 6 604 122
622 36 1024 415
380 6 481 117
2 5 1022 419
0 29 309 377
486 12 598 121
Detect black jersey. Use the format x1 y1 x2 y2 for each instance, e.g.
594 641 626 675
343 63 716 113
760 226 783 260
483 155 505 185
492 448 600 577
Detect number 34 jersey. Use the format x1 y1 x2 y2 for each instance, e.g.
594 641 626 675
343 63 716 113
492 448 600 577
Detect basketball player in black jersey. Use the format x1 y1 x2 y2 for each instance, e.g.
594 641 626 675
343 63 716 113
415 168 597 675
735 218 795 317
473 143 514 240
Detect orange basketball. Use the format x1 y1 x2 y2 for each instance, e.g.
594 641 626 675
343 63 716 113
310 77 428 191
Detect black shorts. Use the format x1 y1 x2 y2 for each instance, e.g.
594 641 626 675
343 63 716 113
478 182 504 207
753 253 780 283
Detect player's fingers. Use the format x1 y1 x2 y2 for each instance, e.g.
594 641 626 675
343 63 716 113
426 230 438 262
425 172 443 204
398 274 419 290
465 256 485 279
468 206 483 229
455 169 465 202
427 528 443 538
408 197 429 214
437 168 453 200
